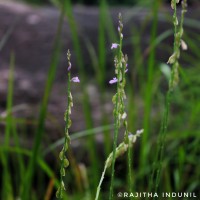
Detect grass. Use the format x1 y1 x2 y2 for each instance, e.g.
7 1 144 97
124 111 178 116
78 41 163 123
140 0 160 174
1 0 200 199
58 0 100 192
1 52 15 200
20 2 66 198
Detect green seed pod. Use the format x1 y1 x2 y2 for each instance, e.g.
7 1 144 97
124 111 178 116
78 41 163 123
59 150 64 160
60 168 65 176
167 53 177 64
63 158 69 168
67 119 72 128
175 17 179 25
171 1 175 9
61 181 66 190
112 94 117 104
56 187 62 198
64 111 67 121
64 141 68 151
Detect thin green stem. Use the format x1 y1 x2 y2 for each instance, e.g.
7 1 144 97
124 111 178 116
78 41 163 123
96 133 142 200
62 0 99 190
140 0 160 169
150 0 187 195
150 90 171 194
109 19 123 200
127 145 133 196
58 71 71 199
109 73 120 200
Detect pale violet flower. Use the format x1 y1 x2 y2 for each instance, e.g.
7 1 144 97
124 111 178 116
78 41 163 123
181 39 188 50
125 63 128 73
118 26 120 33
128 134 136 143
136 129 144 136
128 129 143 143
111 43 119 49
71 77 80 83
68 62 72 71
109 77 118 84
121 112 127 119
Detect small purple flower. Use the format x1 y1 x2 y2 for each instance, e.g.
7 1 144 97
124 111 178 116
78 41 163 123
68 62 72 71
125 63 128 73
71 76 80 83
111 43 119 49
109 77 118 84
118 26 120 33
136 129 144 136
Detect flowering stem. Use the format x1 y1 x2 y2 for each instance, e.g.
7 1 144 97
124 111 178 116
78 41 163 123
109 45 121 200
96 132 142 200
56 50 79 199
109 13 129 200
150 0 187 194
57 72 71 199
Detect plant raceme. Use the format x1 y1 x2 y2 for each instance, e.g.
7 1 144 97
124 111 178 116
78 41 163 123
56 50 80 199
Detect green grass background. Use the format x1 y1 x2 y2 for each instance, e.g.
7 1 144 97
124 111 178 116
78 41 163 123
0 0 200 199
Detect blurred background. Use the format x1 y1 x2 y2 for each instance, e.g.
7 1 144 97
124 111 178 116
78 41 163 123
13 0 200 5
0 0 200 199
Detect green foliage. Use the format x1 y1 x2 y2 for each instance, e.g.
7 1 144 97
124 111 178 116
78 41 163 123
108 13 131 200
150 0 188 194
56 50 73 199
20 2 66 199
